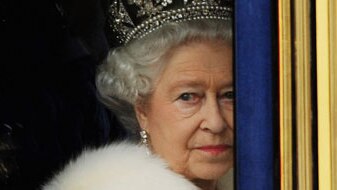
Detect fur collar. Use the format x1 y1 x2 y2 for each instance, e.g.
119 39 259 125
42 142 232 190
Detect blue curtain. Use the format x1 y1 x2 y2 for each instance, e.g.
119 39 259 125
235 1 277 189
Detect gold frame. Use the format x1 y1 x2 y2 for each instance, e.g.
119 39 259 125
329 1 337 189
316 0 337 189
278 0 293 189
280 0 337 189
294 0 313 189
279 0 313 189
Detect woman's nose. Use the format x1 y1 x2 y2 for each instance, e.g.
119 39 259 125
201 98 230 133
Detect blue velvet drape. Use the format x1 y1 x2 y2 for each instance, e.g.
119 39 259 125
235 1 277 189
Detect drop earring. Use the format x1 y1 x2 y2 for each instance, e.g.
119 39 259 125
140 130 149 146
140 129 151 155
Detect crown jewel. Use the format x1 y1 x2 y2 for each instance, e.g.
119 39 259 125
106 0 232 46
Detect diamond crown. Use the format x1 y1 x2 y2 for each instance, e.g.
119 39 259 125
106 0 232 47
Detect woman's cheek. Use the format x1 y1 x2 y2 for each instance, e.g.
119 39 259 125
174 101 201 117
219 99 233 111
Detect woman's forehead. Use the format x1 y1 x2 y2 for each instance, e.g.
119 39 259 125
164 41 232 70
153 43 232 87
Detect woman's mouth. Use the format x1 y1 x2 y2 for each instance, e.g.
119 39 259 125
196 145 231 155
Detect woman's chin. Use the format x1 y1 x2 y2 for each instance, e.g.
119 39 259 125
190 167 232 190
190 164 233 180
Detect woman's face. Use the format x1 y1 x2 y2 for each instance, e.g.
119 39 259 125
136 40 233 182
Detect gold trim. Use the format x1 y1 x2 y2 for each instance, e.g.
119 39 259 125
294 0 313 189
278 0 293 189
316 0 332 189
329 0 337 189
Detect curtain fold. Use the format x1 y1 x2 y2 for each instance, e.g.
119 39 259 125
235 1 277 189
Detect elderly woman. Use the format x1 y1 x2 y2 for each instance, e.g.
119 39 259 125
42 0 233 190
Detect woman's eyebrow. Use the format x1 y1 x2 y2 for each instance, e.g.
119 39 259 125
169 78 206 88
168 79 233 90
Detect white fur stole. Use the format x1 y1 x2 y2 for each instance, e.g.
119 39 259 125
42 142 199 190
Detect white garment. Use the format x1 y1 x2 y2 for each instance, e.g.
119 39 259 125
42 142 233 190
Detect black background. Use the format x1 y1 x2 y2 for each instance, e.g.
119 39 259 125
0 0 127 189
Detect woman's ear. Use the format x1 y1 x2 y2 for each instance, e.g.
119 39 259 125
134 101 149 131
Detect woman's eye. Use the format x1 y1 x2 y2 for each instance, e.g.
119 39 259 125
221 91 234 100
179 93 193 101
178 93 197 102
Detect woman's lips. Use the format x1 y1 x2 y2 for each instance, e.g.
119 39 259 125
196 145 231 155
